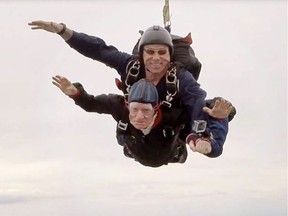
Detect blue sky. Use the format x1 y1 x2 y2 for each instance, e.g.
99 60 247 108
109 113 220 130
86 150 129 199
0 1 287 215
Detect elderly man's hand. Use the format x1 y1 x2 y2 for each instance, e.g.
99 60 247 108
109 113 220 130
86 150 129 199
52 75 78 96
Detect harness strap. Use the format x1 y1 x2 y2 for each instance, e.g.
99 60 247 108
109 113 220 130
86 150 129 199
163 64 179 108
124 60 180 108
125 60 180 109
161 105 185 139
124 60 140 99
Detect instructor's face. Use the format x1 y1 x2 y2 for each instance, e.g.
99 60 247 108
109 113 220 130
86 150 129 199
143 44 170 75
128 102 155 130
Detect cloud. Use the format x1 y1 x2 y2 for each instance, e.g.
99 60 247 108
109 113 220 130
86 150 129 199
0 188 44 205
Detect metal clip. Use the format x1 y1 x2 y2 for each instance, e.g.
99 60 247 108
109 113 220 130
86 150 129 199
118 120 128 131
166 66 178 97
163 127 175 138
125 60 140 86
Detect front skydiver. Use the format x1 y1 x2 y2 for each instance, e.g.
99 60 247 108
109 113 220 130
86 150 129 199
29 21 236 154
52 75 234 167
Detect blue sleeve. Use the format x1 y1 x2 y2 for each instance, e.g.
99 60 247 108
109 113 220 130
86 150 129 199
66 31 133 77
178 71 209 123
205 118 229 158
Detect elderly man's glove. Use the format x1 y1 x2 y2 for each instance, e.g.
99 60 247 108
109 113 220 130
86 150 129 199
186 133 212 154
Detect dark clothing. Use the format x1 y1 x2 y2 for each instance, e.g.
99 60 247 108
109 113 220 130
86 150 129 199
66 32 230 159
66 32 209 129
72 83 188 168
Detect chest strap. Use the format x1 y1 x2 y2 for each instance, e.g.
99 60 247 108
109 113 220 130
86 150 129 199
124 60 140 99
163 64 179 108
125 60 180 108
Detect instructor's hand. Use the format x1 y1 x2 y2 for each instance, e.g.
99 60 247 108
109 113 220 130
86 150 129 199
189 139 212 154
203 98 233 119
28 20 64 34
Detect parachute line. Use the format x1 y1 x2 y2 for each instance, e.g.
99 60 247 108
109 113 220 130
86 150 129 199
163 0 171 32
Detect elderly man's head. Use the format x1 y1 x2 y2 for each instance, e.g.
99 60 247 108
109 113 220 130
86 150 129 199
128 78 159 130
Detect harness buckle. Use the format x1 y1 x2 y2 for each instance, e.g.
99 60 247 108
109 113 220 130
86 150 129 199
118 120 128 131
163 65 179 108
166 66 178 97
163 127 175 138
125 60 140 87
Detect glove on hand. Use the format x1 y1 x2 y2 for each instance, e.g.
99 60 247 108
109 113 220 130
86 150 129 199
186 133 212 154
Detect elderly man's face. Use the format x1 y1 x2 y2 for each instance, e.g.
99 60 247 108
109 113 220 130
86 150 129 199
143 44 170 75
128 102 155 130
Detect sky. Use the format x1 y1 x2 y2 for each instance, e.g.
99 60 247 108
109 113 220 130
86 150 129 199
0 0 287 216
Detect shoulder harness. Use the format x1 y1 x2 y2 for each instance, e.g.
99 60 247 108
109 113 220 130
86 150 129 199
122 59 181 108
